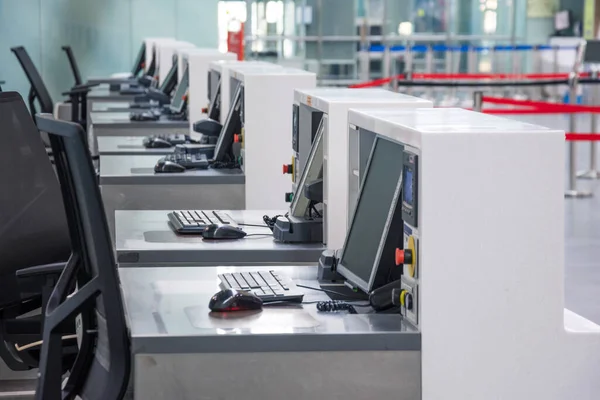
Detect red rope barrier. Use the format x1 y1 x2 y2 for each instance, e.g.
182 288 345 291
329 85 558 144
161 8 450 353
482 96 600 113
349 77 396 89
566 133 600 141
482 108 574 115
411 72 587 80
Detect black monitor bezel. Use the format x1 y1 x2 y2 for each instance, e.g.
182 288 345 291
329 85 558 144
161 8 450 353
336 135 405 294
169 64 189 114
212 84 242 162
131 43 146 76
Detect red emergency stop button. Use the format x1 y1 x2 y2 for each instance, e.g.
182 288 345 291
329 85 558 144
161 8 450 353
395 248 413 266
283 164 293 174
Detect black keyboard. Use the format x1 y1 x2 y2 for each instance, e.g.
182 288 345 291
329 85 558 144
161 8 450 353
164 153 209 169
218 270 304 303
168 210 237 234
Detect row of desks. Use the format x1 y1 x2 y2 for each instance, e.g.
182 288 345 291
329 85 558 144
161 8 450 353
86 87 416 400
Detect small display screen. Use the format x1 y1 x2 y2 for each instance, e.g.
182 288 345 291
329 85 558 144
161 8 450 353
403 166 413 206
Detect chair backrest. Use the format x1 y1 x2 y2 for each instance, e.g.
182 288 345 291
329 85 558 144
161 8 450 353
10 47 54 114
34 114 130 400
0 92 70 304
61 46 83 86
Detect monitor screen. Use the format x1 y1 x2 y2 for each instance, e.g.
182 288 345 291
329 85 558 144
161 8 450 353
146 46 157 77
207 77 222 121
290 116 324 218
169 64 189 114
213 84 242 162
131 43 146 76
337 137 405 293
403 166 413 206
555 10 570 31
159 62 178 95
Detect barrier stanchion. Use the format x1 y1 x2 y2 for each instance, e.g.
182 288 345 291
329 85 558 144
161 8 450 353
565 73 593 198
552 46 560 101
473 91 483 112
425 45 434 100
405 45 414 96
578 70 600 179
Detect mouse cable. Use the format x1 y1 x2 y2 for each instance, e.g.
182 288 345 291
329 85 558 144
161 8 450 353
263 299 370 308
238 223 272 228
310 203 322 218
262 214 285 230
296 284 367 300
245 234 273 237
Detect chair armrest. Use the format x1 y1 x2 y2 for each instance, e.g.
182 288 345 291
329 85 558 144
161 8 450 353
16 262 67 300
16 262 66 279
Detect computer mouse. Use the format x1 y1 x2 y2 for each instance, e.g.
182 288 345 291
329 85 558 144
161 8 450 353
202 224 247 240
161 161 185 173
147 137 172 148
154 158 185 173
209 289 263 312
130 112 158 122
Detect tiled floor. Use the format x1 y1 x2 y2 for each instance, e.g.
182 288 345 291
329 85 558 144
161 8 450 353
512 114 600 323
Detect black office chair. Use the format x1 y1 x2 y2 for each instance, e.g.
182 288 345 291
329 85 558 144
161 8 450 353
61 46 83 86
0 92 74 372
10 46 54 117
35 114 130 400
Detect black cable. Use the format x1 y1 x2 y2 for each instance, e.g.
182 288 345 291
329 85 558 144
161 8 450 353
296 284 366 300
310 203 322 218
315 301 360 313
302 300 370 306
245 234 273 237
393 78 573 88
262 214 283 230
238 223 271 228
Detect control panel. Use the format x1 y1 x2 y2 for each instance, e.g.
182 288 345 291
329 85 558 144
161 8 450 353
396 148 420 327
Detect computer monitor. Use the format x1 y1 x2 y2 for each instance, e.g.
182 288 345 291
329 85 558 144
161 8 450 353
131 43 146 76
336 137 405 294
554 10 571 32
159 62 178 96
290 116 324 218
213 84 242 162
207 78 222 121
169 64 189 114
146 46 157 77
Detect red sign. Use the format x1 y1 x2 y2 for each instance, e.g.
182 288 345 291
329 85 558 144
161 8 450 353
227 22 245 61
